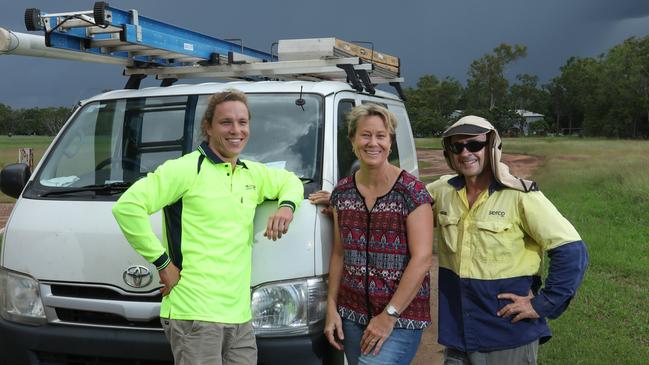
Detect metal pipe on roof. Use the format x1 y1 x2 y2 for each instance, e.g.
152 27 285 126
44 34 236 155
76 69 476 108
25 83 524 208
0 26 127 66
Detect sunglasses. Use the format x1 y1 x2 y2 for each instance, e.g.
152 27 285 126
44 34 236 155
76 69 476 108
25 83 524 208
447 140 487 154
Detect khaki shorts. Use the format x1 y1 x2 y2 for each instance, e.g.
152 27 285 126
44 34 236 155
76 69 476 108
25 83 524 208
161 318 257 365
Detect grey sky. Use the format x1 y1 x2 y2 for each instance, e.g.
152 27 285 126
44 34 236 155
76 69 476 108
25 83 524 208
1 0 649 108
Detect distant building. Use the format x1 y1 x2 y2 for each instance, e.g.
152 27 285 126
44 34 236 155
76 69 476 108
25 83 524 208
516 109 545 135
449 110 463 120
446 109 546 136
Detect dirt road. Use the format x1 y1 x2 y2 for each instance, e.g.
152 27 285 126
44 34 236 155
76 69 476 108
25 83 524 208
0 203 12 230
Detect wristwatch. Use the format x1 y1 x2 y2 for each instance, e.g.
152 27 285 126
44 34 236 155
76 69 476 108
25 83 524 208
385 304 400 318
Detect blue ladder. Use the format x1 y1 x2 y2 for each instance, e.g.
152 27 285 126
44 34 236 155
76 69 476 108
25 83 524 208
25 2 276 70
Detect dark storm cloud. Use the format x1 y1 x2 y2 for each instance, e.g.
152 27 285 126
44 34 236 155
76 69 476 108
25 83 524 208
581 0 649 21
2 0 649 108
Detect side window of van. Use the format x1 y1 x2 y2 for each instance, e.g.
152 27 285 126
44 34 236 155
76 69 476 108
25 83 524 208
121 96 190 180
388 104 417 173
337 99 356 180
361 100 400 168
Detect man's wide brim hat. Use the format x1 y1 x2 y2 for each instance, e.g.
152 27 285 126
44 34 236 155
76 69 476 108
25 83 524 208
442 116 537 192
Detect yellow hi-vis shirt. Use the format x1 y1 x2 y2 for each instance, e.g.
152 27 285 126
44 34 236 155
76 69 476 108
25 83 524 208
113 142 303 324
428 175 581 280
427 174 587 352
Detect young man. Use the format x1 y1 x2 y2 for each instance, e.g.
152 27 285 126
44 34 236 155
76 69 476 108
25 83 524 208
426 115 588 365
113 90 303 365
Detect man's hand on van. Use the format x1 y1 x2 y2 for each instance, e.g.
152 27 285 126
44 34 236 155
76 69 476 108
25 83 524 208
159 263 180 296
264 206 293 241
308 190 332 216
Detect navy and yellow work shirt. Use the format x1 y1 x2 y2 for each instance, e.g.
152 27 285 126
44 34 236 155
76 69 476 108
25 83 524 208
427 175 588 352
113 142 303 324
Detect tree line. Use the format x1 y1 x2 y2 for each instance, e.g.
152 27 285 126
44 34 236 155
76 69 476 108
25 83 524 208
2 34 649 139
0 104 73 136
405 36 649 138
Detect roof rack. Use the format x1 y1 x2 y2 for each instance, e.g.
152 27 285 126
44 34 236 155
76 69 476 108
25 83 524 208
17 2 405 98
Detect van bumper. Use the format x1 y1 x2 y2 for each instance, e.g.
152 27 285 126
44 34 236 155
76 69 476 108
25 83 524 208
0 319 173 364
258 332 344 365
0 319 342 365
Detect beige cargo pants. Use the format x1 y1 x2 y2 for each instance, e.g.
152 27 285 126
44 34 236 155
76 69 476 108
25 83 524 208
161 318 257 365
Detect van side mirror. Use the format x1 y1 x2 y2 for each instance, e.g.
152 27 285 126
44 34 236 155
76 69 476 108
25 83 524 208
1 163 32 199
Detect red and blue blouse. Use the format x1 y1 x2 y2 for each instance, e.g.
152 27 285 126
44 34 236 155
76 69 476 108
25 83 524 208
330 170 433 329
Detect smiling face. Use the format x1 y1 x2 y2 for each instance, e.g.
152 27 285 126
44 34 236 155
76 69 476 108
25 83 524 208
351 115 392 168
205 100 250 164
449 133 491 181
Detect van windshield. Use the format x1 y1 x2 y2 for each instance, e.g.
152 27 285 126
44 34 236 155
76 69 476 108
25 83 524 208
27 93 322 199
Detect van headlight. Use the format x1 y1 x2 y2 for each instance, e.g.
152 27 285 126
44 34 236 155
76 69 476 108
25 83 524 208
251 277 327 337
0 268 46 326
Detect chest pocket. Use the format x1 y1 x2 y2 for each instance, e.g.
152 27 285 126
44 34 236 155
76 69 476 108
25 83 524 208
239 186 259 221
437 214 461 253
474 220 514 261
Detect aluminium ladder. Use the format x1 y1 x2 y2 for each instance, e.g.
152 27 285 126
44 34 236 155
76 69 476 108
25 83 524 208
19 2 405 97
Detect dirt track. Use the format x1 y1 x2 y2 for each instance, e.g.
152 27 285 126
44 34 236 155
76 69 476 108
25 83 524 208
416 148 541 179
0 203 12 230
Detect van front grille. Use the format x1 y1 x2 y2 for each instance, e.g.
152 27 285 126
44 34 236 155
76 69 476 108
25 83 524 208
41 283 162 331
55 308 162 329
50 284 162 302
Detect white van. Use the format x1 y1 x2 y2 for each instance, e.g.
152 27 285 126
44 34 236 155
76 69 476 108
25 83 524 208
0 80 419 364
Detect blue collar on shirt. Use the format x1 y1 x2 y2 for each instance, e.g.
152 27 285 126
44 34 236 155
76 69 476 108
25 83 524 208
198 141 247 169
447 175 505 195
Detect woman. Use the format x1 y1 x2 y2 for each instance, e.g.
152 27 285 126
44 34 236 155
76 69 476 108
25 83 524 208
322 104 433 365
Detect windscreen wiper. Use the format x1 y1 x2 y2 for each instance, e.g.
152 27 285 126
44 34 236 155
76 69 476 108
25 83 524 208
40 182 132 197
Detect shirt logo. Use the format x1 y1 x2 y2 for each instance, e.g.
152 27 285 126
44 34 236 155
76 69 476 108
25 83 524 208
244 184 256 190
488 210 506 217
439 210 448 216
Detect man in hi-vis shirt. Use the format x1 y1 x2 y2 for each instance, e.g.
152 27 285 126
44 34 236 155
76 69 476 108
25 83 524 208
113 90 303 365
427 116 588 365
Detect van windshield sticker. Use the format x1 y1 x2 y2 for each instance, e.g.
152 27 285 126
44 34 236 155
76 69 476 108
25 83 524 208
40 176 80 187
263 161 287 169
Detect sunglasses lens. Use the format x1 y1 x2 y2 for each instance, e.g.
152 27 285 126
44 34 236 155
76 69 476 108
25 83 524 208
449 141 486 154
466 141 486 152
449 143 463 154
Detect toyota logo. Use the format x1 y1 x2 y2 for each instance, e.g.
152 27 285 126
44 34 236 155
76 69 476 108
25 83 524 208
123 265 153 288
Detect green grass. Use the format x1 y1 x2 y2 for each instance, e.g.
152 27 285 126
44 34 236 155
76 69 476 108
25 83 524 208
415 137 443 149
417 136 649 364
0 136 54 202
519 139 649 365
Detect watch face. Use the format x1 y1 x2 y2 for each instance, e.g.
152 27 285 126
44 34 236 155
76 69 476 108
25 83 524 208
387 305 399 317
